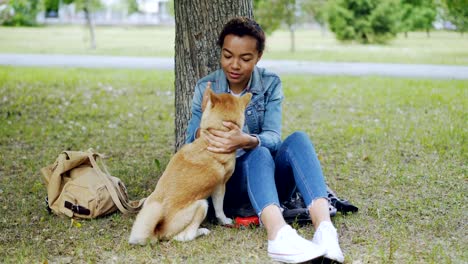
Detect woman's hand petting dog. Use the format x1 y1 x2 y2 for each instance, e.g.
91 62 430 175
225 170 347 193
204 121 258 153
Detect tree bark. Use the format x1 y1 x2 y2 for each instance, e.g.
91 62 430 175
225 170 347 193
174 0 253 151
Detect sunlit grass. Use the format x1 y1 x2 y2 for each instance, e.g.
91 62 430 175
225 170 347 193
266 29 468 65
0 25 175 57
0 25 467 65
0 67 466 263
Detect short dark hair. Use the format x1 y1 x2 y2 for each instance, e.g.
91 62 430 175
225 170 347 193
217 17 265 53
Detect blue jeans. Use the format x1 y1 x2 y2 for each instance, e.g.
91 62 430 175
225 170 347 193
224 131 328 215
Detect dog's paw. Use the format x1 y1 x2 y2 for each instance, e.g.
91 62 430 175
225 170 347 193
173 228 210 241
217 217 233 226
197 228 211 236
128 236 148 245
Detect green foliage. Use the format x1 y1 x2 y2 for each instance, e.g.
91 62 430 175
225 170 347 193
61 0 102 11
327 3 356 40
126 0 139 14
167 0 174 17
43 0 59 13
254 0 327 33
253 0 317 52
443 0 468 34
301 0 328 26
399 3 414 33
399 0 437 35
253 0 289 34
0 0 41 26
327 0 400 44
412 5 437 32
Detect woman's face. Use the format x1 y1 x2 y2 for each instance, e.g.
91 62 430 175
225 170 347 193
221 34 262 92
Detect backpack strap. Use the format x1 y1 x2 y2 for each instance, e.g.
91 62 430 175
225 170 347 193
86 150 145 214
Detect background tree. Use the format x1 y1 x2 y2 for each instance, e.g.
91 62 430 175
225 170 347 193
327 0 400 44
44 0 60 17
442 0 468 35
399 0 437 38
283 0 299 52
399 1 415 36
302 0 329 35
253 0 303 52
0 0 41 26
174 0 253 151
62 0 102 49
411 2 437 36
126 0 139 14
253 0 284 34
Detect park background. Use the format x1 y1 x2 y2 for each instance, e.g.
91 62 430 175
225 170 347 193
0 0 467 263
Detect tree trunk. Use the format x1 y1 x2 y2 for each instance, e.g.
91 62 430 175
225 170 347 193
320 25 327 37
83 6 96 50
290 26 295 53
174 0 253 151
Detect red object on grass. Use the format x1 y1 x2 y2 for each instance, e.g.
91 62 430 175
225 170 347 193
234 216 260 227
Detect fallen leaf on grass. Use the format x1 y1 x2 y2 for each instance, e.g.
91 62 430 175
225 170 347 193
70 219 82 228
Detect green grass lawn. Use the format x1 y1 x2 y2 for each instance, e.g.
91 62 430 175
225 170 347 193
0 66 466 263
1 25 467 65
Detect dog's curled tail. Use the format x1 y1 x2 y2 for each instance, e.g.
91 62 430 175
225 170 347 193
128 201 163 245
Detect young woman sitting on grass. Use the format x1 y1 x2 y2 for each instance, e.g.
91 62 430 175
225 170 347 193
185 17 344 263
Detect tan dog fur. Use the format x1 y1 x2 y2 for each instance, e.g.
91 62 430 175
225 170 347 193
129 86 251 243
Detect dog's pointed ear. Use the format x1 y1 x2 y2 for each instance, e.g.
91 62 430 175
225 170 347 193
240 93 252 108
209 89 220 108
201 83 212 112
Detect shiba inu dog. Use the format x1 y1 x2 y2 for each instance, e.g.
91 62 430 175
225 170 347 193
129 86 251 244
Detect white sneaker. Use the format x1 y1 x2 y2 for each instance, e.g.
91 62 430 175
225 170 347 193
312 221 344 263
268 225 326 263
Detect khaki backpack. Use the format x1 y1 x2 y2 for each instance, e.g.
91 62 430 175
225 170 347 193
41 149 145 219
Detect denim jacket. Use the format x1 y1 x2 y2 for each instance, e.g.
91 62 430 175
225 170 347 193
185 66 284 154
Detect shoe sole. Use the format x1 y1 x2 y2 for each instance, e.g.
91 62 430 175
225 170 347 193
268 250 326 263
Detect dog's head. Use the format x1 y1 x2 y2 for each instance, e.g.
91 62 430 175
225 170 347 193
200 87 252 132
